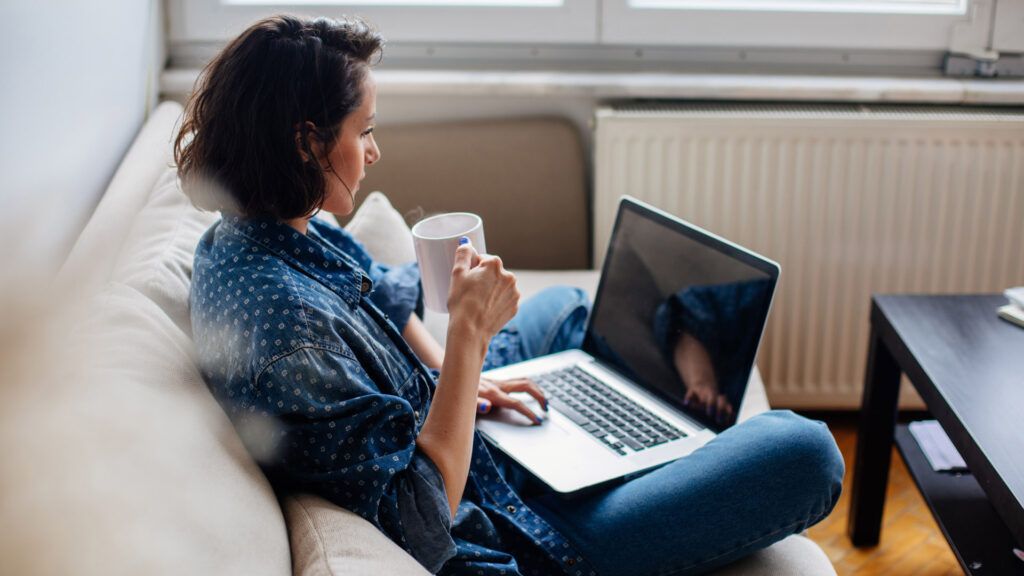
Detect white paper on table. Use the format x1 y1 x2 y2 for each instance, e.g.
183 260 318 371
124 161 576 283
908 420 969 473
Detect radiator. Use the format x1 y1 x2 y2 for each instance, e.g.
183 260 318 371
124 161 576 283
593 103 1024 409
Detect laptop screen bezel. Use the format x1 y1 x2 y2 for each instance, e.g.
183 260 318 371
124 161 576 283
581 196 781 433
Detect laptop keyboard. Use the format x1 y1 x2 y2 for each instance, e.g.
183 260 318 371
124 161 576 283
534 366 687 456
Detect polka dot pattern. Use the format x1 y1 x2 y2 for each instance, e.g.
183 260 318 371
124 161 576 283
190 214 596 576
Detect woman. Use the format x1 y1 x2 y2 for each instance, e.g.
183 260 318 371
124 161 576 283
177 15 844 576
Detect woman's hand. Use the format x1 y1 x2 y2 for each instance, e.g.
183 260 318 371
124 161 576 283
447 239 520 342
419 239 522 521
476 377 548 425
673 332 734 425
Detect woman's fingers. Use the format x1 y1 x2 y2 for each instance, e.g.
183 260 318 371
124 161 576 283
683 387 697 406
477 397 493 414
717 394 734 424
491 390 544 425
452 242 478 274
448 250 519 337
497 379 548 411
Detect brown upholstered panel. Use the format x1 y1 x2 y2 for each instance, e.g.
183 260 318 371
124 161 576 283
337 117 589 270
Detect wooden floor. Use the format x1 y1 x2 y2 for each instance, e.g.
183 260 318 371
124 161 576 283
801 412 964 576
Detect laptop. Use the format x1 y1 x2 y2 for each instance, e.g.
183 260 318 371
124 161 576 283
476 196 780 494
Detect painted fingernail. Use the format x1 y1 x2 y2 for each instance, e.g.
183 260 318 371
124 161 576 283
534 414 544 424
459 236 470 245
478 400 491 414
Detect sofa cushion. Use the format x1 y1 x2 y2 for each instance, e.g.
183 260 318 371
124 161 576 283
0 282 291 576
112 168 219 333
712 534 836 576
340 191 417 266
286 493 429 576
352 117 589 270
40 164 292 574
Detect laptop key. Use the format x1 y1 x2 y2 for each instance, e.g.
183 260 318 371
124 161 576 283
619 435 645 451
549 398 590 427
619 425 639 437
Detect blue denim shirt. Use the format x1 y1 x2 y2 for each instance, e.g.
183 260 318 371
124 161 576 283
190 214 596 576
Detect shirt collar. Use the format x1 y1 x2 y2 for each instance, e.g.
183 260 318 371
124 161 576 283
219 213 372 306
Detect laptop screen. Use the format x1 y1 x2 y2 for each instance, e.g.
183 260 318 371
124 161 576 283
582 198 778 433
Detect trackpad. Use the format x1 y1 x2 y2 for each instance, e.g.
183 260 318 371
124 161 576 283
477 395 631 493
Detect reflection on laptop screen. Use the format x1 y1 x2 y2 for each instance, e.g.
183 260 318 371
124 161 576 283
583 201 776 432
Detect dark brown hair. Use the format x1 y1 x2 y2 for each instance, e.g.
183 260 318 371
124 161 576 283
174 15 383 220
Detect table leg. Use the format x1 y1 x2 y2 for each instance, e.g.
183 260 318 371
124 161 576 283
848 322 902 547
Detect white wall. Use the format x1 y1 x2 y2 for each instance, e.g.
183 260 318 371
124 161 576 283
0 0 163 287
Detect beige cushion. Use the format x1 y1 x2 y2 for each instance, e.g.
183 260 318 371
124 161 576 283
712 534 836 576
112 168 219 333
340 191 417 266
0 278 292 575
286 494 429 576
13 162 293 574
349 118 589 270
4 112 293 574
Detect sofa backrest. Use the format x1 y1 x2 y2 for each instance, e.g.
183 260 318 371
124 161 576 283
350 117 590 270
6 101 294 576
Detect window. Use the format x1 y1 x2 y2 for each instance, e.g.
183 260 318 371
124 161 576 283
601 0 979 50
169 0 1010 70
168 0 598 44
629 0 964 12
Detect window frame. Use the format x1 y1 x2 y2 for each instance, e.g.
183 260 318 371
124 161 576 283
169 0 1008 66
600 0 982 51
167 0 599 44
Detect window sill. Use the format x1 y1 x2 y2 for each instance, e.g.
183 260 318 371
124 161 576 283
161 67 1024 105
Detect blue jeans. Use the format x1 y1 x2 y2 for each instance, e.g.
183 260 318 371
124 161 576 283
482 286 845 576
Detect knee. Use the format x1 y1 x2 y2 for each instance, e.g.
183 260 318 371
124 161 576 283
535 286 591 331
535 285 591 312
537 286 591 353
561 286 590 320
755 410 845 525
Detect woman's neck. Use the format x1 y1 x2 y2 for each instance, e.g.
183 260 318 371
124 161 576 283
285 217 310 235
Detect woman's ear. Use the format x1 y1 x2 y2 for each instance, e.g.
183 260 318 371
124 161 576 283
294 121 322 164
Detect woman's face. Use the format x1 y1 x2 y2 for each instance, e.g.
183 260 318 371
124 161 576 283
316 73 381 216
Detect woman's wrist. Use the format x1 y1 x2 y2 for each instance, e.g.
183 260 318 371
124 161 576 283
445 316 491 362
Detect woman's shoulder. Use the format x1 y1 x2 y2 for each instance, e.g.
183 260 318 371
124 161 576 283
190 220 353 366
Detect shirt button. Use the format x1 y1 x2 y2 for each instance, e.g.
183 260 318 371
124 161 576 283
360 277 371 294
506 505 516 513
567 559 577 566
414 410 420 420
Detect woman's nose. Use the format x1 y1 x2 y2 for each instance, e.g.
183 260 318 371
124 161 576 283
367 138 381 165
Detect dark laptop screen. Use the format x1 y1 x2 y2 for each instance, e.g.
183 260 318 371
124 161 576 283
582 198 778 433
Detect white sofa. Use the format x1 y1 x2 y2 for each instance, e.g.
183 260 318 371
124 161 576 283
8 101 835 575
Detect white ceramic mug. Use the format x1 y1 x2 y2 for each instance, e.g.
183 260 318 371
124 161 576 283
411 212 487 313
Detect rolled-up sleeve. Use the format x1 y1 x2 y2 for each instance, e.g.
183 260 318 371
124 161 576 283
367 260 425 334
252 345 456 573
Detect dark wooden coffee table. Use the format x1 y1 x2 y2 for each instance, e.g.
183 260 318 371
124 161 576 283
847 294 1024 575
